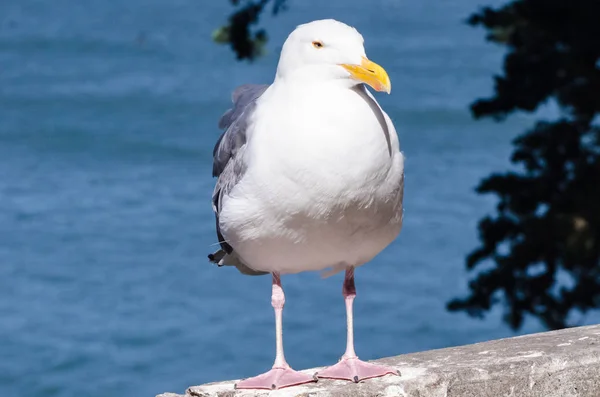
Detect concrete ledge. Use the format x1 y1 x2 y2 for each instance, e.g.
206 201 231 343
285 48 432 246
158 324 600 397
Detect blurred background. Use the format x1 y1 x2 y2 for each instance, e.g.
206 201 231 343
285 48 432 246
2 0 599 396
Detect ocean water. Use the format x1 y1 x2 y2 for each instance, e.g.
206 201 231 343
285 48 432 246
2 1 594 396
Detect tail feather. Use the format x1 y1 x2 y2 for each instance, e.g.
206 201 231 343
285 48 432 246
320 263 347 278
208 249 269 276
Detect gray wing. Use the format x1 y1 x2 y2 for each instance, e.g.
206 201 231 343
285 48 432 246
209 84 269 275
212 84 269 177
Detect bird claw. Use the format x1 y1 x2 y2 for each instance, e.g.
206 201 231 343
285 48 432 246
234 366 316 390
315 356 399 382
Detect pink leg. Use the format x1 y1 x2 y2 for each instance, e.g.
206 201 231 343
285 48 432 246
316 267 400 383
235 273 316 390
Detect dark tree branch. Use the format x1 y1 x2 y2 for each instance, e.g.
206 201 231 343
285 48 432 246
449 0 600 330
213 0 289 61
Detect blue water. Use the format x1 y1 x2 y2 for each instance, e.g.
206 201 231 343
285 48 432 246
3 1 595 396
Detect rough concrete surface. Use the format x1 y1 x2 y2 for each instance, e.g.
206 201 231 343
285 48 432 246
157 324 600 397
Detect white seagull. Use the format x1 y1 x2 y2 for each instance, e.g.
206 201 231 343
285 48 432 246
209 19 404 390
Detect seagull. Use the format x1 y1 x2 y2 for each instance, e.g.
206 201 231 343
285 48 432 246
209 19 404 390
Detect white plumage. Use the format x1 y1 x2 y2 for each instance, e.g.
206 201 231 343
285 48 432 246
212 19 404 276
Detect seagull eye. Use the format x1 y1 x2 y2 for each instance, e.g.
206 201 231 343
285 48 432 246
312 41 324 49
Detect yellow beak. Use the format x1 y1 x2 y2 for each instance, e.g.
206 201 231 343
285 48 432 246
340 57 391 94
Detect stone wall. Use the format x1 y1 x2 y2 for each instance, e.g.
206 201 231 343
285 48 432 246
157 324 600 397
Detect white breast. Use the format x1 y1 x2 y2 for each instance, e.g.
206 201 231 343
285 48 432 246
219 83 404 275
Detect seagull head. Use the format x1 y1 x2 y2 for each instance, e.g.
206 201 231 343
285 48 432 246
275 19 391 94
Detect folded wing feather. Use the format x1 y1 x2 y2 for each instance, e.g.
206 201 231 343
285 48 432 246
208 84 270 276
